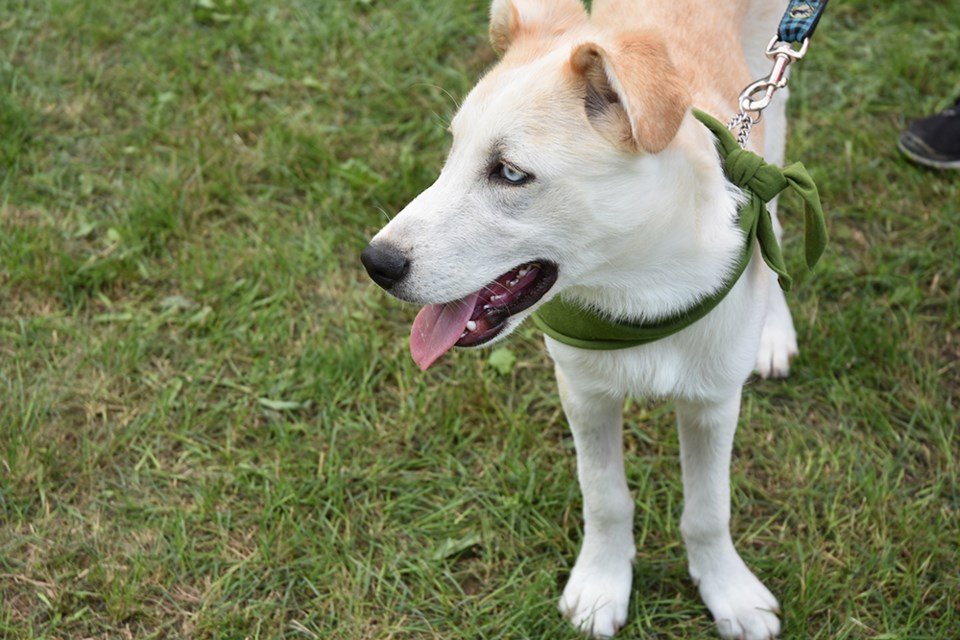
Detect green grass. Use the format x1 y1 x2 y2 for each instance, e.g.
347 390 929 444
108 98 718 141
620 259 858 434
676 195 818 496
1 0 958 638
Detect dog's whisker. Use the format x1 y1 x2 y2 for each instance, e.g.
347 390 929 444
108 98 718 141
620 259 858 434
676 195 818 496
410 82 462 130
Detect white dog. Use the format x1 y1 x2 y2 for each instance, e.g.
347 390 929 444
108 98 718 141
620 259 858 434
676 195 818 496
361 1 820 637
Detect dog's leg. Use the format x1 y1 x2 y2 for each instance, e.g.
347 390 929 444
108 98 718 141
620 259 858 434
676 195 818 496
676 392 780 640
556 367 634 638
755 89 799 379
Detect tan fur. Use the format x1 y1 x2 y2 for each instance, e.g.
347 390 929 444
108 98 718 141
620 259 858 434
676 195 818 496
491 0 770 153
489 0 588 56
591 0 753 101
569 31 690 153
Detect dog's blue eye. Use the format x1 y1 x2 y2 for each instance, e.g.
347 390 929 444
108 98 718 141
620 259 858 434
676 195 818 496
498 162 528 185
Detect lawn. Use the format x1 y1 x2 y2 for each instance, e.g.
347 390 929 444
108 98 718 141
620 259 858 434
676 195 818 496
1 0 958 638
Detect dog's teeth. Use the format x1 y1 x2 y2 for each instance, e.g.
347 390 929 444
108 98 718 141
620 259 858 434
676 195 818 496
518 267 530 277
466 320 477 331
460 331 468 338
491 294 502 301
483 304 491 310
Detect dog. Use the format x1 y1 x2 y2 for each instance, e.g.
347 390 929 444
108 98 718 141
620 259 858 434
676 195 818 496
361 1 804 637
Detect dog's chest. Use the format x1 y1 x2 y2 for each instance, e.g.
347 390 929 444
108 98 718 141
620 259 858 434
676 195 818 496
546 337 739 400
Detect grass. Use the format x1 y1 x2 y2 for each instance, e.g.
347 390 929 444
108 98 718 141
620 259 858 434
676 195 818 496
1 0 958 638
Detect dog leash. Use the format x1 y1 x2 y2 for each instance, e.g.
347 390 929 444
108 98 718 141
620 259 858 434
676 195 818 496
530 109 827 351
728 0 830 146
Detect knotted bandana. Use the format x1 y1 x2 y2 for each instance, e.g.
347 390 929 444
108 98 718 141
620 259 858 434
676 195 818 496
530 108 827 351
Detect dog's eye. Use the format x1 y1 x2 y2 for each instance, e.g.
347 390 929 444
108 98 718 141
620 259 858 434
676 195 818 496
496 162 529 185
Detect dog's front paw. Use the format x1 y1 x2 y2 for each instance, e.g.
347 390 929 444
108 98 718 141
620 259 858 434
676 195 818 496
695 563 780 640
754 286 798 379
559 554 633 638
755 325 797 379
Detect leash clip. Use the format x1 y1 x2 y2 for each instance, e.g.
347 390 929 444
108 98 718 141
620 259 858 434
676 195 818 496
739 37 808 113
728 37 808 146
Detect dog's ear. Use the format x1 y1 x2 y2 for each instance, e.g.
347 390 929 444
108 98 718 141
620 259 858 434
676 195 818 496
569 31 690 153
490 0 588 56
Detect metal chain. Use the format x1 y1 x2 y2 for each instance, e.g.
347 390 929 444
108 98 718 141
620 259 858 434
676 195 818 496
726 112 757 148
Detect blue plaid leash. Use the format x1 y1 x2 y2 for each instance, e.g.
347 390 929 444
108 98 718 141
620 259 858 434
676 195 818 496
727 0 830 146
778 0 830 43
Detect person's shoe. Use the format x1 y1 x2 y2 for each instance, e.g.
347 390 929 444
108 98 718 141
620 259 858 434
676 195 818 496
898 99 960 169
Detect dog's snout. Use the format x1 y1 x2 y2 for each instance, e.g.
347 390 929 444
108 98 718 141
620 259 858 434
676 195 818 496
360 242 411 291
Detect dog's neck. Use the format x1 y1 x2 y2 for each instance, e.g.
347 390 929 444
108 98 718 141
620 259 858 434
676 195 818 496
557 112 748 324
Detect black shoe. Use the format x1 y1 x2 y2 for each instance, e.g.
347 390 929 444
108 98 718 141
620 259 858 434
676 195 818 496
898 99 960 169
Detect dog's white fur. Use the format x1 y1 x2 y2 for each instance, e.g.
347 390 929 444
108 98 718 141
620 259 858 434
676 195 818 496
367 0 801 637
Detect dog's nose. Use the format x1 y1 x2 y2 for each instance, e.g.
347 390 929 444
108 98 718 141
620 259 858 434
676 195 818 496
360 242 411 290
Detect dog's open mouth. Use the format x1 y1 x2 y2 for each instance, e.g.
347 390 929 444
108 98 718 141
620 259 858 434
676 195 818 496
410 261 558 370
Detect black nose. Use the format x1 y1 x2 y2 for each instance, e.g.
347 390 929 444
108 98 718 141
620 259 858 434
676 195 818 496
360 242 411 290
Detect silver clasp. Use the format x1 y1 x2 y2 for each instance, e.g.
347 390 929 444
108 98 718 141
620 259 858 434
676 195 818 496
739 37 808 112
729 36 809 146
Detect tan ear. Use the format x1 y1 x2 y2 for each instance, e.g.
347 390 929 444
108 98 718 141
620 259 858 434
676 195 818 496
569 31 690 153
490 0 588 56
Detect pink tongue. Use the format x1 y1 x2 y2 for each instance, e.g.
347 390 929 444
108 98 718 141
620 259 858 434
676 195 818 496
410 292 480 371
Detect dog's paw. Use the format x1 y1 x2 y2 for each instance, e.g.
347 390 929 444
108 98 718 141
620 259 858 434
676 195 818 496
754 287 798 379
755 324 797 379
695 563 780 640
559 555 633 638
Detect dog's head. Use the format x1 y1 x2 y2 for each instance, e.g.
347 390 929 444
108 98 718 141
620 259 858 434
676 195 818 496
362 0 697 370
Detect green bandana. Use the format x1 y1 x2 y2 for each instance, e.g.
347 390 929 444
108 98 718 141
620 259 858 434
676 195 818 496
530 108 827 351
